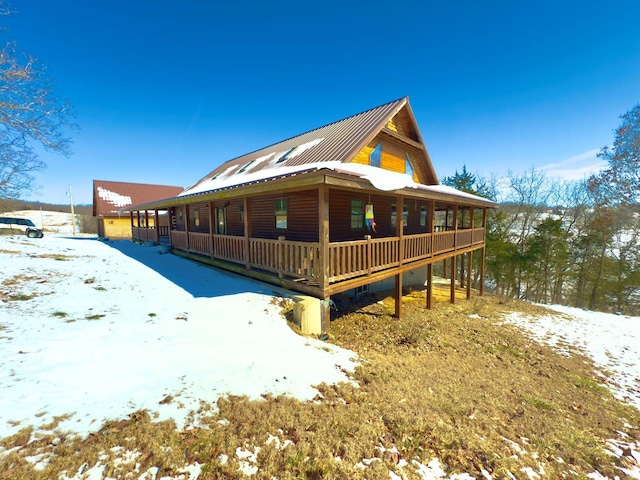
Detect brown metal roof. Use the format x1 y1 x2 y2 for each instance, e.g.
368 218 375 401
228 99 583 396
183 97 438 195
93 180 184 216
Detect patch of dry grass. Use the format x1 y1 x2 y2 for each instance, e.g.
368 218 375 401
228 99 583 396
1 287 638 479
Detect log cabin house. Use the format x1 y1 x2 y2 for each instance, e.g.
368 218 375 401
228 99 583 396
128 97 497 332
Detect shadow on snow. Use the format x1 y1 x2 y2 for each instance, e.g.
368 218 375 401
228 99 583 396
104 239 278 299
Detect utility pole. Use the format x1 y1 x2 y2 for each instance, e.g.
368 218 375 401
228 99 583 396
67 185 77 236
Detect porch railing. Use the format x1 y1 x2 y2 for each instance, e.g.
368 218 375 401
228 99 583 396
131 226 156 242
147 226 486 286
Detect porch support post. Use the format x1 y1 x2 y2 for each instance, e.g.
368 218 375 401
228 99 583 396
208 201 215 260
154 209 160 243
185 205 190 252
397 195 404 267
450 254 456 304
480 208 487 296
429 200 435 256
466 250 473 299
318 185 330 292
480 247 486 296
394 272 403 319
244 197 251 269
319 184 331 334
144 210 149 228
426 263 433 310
452 204 458 249
321 297 331 335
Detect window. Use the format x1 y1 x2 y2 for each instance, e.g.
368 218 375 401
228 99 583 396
391 204 408 228
405 153 414 179
350 199 364 229
370 142 382 168
193 210 200 227
355 284 369 296
275 199 287 230
420 206 428 227
239 204 245 222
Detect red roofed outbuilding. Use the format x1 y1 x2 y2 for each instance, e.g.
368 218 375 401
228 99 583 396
92 180 183 239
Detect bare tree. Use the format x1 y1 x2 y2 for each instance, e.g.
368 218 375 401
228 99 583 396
0 4 76 198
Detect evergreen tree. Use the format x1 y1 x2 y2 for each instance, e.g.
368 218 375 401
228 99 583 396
590 104 640 206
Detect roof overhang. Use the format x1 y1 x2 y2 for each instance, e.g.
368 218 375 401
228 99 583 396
123 165 497 213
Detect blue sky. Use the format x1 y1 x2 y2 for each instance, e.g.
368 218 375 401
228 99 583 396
7 0 640 205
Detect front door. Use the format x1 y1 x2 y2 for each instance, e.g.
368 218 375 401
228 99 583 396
215 207 226 235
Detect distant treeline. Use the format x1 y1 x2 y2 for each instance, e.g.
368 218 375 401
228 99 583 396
0 198 93 216
443 167 640 316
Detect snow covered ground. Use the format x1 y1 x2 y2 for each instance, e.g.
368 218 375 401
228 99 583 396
504 305 640 411
1 211 639 479
0 230 357 439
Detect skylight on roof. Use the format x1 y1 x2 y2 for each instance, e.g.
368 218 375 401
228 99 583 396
238 160 256 173
275 147 296 164
274 138 324 164
211 164 239 181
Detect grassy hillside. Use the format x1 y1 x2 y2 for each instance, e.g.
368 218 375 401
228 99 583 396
1 285 637 479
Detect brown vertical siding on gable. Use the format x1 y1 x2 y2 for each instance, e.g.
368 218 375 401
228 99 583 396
249 189 319 242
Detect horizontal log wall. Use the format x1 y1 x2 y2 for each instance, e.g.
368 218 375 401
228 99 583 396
250 189 319 242
189 203 210 234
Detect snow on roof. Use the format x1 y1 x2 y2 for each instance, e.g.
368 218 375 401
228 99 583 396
97 186 133 208
179 161 496 206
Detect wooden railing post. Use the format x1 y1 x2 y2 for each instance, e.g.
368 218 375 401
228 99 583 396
278 236 285 279
365 235 372 276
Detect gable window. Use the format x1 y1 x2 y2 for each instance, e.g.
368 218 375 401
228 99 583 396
275 199 287 230
391 204 409 228
370 142 382 168
350 199 364 230
405 153 414 179
420 205 428 227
